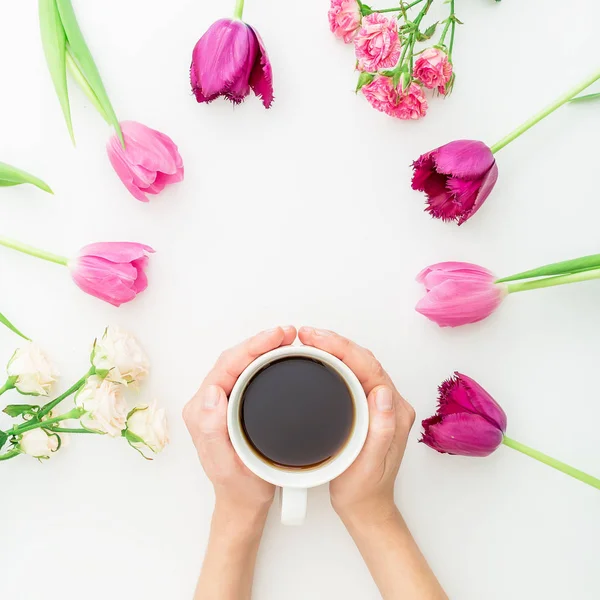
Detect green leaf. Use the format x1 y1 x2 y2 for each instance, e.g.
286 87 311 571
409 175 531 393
2 405 38 418
0 311 30 341
0 162 53 194
359 2 373 16
417 21 438 41
0 432 7 451
497 254 600 283
39 0 74 145
356 72 375 92
569 92 600 104
55 0 124 146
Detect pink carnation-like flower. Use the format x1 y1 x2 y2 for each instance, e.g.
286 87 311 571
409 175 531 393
362 77 428 120
354 13 401 72
413 48 453 94
328 0 362 43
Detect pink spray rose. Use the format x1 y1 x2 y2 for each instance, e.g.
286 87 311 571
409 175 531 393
354 13 401 72
190 18 273 108
107 121 184 203
411 140 498 224
328 0 362 43
421 372 507 457
416 262 507 327
362 77 428 120
413 48 453 94
69 243 154 307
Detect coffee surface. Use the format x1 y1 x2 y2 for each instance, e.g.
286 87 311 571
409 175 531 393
241 358 354 468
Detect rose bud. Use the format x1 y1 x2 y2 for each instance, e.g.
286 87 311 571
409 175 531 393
75 376 128 437
92 327 149 386
411 140 498 225
416 262 507 327
69 242 154 307
328 0 362 43
190 18 273 108
19 428 60 459
7 343 59 396
125 403 169 458
420 372 507 457
107 121 184 203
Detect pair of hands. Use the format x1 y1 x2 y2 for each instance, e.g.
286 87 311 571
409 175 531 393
183 326 416 522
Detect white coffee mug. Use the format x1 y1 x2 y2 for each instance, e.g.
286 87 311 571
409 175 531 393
227 345 368 526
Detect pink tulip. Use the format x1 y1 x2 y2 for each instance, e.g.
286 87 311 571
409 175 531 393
70 243 154 307
411 140 498 225
416 262 507 327
421 372 506 457
190 18 273 108
328 0 362 43
107 121 184 203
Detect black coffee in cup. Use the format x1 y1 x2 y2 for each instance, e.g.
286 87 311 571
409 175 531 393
240 357 355 469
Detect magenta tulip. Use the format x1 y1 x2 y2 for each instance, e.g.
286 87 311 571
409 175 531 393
411 140 498 225
416 262 507 328
421 372 507 457
107 121 184 203
190 18 273 108
70 242 154 307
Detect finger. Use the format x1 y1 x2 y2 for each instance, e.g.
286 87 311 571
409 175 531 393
183 384 236 474
204 325 297 395
298 327 392 394
354 385 396 472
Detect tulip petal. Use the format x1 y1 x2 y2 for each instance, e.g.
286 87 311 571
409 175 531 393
79 242 154 263
457 162 499 225
433 140 495 179
120 121 180 176
106 142 149 202
248 26 274 108
421 413 503 457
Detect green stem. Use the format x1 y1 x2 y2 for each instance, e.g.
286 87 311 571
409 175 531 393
0 449 20 461
503 437 600 491
233 0 245 19
0 236 68 266
448 0 456 59
38 368 94 419
66 49 111 126
47 427 96 434
375 0 425 13
9 408 85 437
506 268 600 294
490 68 600 154
0 380 15 396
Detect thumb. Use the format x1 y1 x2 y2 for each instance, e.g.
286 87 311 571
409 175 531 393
185 384 236 474
356 385 396 472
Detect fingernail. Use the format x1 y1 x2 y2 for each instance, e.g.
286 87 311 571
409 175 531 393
282 325 295 333
375 388 393 412
203 385 221 410
300 326 314 335
258 327 280 338
313 328 332 337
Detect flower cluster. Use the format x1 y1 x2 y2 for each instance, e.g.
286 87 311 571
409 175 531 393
0 327 168 462
329 0 459 120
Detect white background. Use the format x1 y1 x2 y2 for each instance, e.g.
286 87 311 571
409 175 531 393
0 0 599 598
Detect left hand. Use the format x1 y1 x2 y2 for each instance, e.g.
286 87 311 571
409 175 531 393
183 326 298 516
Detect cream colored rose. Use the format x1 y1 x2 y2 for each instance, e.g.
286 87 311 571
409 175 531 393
92 327 149 386
7 343 59 396
126 403 169 457
19 428 59 459
76 375 127 437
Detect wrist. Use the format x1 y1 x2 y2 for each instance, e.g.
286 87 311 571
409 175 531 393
336 496 399 531
212 497 271 541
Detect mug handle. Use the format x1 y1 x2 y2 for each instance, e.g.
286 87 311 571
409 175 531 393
281 487 308 526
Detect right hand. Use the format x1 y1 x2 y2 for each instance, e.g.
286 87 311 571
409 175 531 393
298 327 416 522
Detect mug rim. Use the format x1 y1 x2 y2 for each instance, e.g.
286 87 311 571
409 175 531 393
227 345 369 489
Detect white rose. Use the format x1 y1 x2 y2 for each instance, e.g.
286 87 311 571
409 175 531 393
126 403 169 457
92 327 149 386
76 376 128 437
19 428 59 459
7 342 59 396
